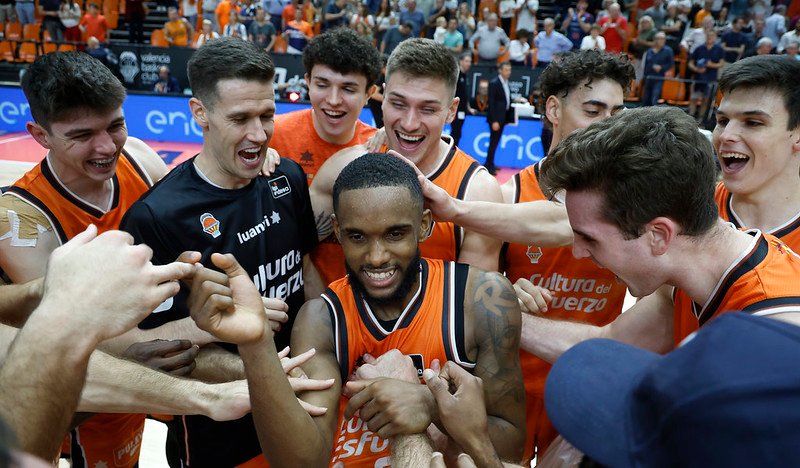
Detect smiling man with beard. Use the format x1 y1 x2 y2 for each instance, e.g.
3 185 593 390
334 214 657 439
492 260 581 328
186 153 526 467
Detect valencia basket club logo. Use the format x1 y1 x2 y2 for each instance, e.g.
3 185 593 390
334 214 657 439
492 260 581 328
200 213 221 238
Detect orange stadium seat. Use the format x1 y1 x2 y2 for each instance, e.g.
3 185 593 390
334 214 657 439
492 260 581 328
22 23 40 40
5 22 22 41
661 78 689 106
0 41 15 61
57 43 77 51
42 42 57 54
150 28 168 47
106 11 118 29
17 42 37 62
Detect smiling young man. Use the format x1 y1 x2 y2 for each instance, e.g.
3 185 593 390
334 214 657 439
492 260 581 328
674 55 800 342
120 37 324 467
518 105 800 366
187 154 526 467
310 38 504 274
270 27 381 285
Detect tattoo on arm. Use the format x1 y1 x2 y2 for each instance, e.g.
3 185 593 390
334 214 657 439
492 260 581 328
316 210 333 240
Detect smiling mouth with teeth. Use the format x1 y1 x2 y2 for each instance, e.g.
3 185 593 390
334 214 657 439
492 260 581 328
397 132 424 144
323 110 346 119
720 152 750 171
88 157 115 168
365 269 395 281
239 148 262 161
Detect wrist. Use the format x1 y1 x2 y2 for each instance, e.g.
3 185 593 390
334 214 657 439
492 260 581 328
466 437 504 468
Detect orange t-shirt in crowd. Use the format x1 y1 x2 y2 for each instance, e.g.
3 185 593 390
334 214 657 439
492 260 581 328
673 230 800 345
215 0 239 32
282 4 296 25
80 13 108 42
271 108 377 284
673 183 800 344
5 151 153 468
166 18 191 46
324 258 476 467
503 162 627 461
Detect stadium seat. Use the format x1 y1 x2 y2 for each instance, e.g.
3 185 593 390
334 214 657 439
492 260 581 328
22 23 40 40
661 79 689 106
150 28 168 47
42 42 58 54
106 11 118 29
57 43 77 52
17 42 37 62
5 22 22 41
0 41 15 62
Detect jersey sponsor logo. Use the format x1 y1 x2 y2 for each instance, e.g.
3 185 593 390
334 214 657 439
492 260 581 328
409 354 425 377
529 273 615 313
252 249 304 299
526 245 543 263
236 211 281 244
114 432 143 466
200 212 221 238
269 175 292 199
332 416 390 465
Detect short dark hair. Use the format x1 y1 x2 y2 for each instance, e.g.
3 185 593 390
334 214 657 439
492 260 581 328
386 38 459 99
303 28 382 91
333 154 423 213
188 37 275 109
516 28 530 40
21 52 126 131
539 49 634 115
540 106 718 239
718 55 800 130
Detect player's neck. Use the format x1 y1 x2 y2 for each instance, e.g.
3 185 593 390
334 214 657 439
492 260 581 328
366 272 422 321
729 179 800 234
47 154 113 210
414 137 450 176
669 221 757 305
311 109 358 145
194 152 251 189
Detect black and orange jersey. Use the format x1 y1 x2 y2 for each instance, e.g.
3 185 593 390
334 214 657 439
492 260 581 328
673 230 800 345
323 258 476 467
503 162 627 460
4 150 152 468
715 182 800 250
271 108 377 286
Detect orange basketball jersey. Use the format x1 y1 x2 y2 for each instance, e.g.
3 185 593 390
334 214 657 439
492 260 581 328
5 150 152 468
323 258 475 467
504 162 626 460
674 184 800 345
271 108 377 285
673 231 800 345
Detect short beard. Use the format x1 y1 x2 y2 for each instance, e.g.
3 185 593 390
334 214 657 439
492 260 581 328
346 251 422 309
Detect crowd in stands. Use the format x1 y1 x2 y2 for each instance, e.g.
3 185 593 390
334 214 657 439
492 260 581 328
0 0 797 113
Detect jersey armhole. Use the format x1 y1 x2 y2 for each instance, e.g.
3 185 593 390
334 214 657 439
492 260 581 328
321 288 350 383
443 262 476 369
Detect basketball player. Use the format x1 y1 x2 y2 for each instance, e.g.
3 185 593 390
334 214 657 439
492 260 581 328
674 54 800 342
521 106 800 365
120 37 327 467
310 38 504 273
270 27 381 285
188 154 526 466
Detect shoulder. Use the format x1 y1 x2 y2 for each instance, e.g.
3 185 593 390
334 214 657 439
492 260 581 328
270 157 306 184
0 192 56 240
123 137 168 183
463 164 502 202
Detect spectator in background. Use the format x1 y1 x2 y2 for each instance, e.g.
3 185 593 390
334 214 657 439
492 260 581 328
721 16 746 62
0 0 15 28
79 3 108 42
323 0 349 31
215 0 238 34
630 15 656 83
368 55 388 128
562 0 593 49
427 0 448 38
195 18 219 46
85 35 115 65
40 0 64 42
515 0 538 36
498 0 516 34
165 7 194 46
154 65 181 93
380 20 412 54
755 36 773 55
201 0 219 33
681 15 714 53
182 0 198 32
764 5 787 47
778 20 799 53
744 17 768 56
642 31 674 105
375 0 396 45
469 13 509 63
688 29 723 122
125 0 146 42
284 6 313 53
399 0 424 36
354 20 373 42
441 17 463 52
509 28 532 65
599 2 627 53
456 1 476 40
59 0 82 42
785 41 799 60
643 0 666 29
15 0 34 26
281 0 298 29
473 79 489 112
264 0 286 31
661 1 684 50
485 61 514 174
432 15 447 42
416 0 435 26
249 6 276 50
450 52 475 145
693 0 713 27
533 18 572 68
714 6 730 32
238 0 257 27
580 23 606 49
351 2 375 30
223 9 247 38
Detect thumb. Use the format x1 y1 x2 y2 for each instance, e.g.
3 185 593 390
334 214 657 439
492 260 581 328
211 253 249 280
344 379 372 394
362 353 377 365
60 224 98 253
423 368 449 401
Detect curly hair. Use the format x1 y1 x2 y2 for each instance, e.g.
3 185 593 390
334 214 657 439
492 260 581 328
539 49 634 107
21 52 126 131
303 28 382 90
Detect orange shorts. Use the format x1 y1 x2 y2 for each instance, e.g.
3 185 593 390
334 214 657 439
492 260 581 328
69 413 145 468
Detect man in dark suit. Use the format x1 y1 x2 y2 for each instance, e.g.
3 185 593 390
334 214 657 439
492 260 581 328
485 61 513 175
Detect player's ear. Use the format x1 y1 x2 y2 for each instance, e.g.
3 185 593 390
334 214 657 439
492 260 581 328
419 208 433 241
331 214 341 243
545 95 560 128
189 97 209 129
446 97 459 124
26 122 51 149
365 83 378 101
646 217 677 256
